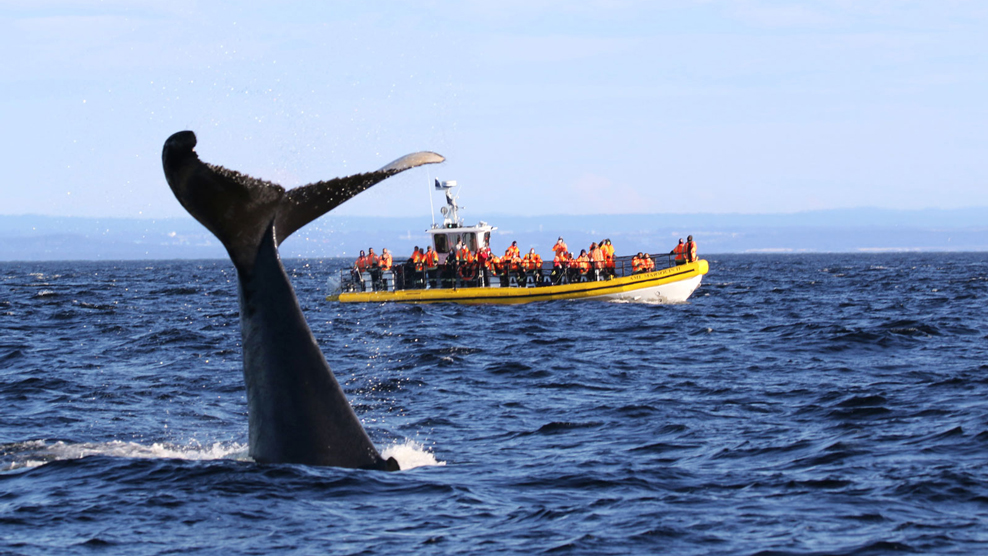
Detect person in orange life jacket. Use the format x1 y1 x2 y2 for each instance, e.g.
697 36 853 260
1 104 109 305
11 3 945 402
422 245 439 288
423 246 439 269
457 243 474 265
551 250 568 283
365 248 382 286
352 250 368 290
685 235 697 263
589 242 605 273
602 239 615 275
506 240 520 260
564 251 580 281
407 246 424 288
379 248 393 271
644 252 655 271
522 248 543 275
575 249 591 273
632 253 645 273
552 237 568 257
671 239 686 265
476 246 494 287
354 250 367 271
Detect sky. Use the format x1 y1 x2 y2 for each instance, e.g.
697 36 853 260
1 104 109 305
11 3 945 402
2 1 987 220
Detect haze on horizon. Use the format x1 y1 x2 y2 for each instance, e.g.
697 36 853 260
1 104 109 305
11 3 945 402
2 1 986 221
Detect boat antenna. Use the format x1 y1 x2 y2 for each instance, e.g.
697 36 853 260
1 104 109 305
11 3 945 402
435 178 462 227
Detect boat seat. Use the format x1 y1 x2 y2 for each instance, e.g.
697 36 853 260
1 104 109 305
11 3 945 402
380 271 394 292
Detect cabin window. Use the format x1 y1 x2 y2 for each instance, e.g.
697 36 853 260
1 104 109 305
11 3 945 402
483 232 491 248
434 234 449 254
466 234 478 252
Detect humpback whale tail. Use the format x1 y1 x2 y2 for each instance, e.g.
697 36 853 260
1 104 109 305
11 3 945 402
161 130 443 470
162 130 444 272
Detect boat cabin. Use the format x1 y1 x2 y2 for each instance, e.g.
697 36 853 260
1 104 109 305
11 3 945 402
427 179 496 264
429 224 494 265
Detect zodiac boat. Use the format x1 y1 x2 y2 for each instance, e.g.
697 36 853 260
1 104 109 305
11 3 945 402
328 180 708 305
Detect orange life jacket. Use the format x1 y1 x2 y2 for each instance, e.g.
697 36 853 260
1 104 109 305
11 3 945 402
522 253 541 271
355 256 368 272
424 250 438 268
380 253 392 270
644 256 655 271
686 241 697 262
673 243 686 262
576 254 590 272
632 256 644 272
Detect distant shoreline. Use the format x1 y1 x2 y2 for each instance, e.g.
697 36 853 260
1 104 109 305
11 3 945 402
2 211 987 261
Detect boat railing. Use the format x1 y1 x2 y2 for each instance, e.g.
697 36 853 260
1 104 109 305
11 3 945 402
340 252 694 293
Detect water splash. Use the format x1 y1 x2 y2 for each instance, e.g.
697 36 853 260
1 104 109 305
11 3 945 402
382 439 445 470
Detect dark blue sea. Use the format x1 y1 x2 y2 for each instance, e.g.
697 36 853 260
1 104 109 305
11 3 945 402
2 253 987 555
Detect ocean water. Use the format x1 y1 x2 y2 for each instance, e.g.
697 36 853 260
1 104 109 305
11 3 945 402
1 253 987 555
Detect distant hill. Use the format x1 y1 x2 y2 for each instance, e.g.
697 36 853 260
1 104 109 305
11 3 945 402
1 208 987 261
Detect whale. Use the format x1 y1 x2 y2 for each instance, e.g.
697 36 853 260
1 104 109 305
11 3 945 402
161 130 443 470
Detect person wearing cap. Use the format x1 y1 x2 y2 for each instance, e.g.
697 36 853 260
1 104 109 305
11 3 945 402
671 239 686 265
685 235 697 263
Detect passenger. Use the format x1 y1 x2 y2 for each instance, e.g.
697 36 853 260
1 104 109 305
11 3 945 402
379 248 393 271
504 247 523 284
671 239 686 265
589 242 605 277
552 250 568 284
576 249 591 278
506 240 521 261
603 239 615 275
353 250 368 290
476 246 493 287
410 246 424 287
566 251 581 281
457 242 473 265
366 248 381 287
424 246 439 288
632 253 645 274
644 252 655 271
522 248 543 279
685 235 697 263
552 237 568 257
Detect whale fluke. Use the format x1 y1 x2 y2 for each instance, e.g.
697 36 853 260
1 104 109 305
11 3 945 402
161 130 443 469
275 151 445 246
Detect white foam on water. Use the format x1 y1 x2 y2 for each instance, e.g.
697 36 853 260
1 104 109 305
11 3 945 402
381 440 445 470
1 439 250 472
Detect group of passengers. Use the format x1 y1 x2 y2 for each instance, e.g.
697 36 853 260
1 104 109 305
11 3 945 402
669 235 698 265
351 234 698 291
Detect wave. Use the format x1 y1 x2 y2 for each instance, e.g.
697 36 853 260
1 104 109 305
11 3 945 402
1 438 444 474
0 439 249 472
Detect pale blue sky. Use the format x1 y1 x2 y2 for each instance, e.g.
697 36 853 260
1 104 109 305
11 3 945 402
2 1 986 219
